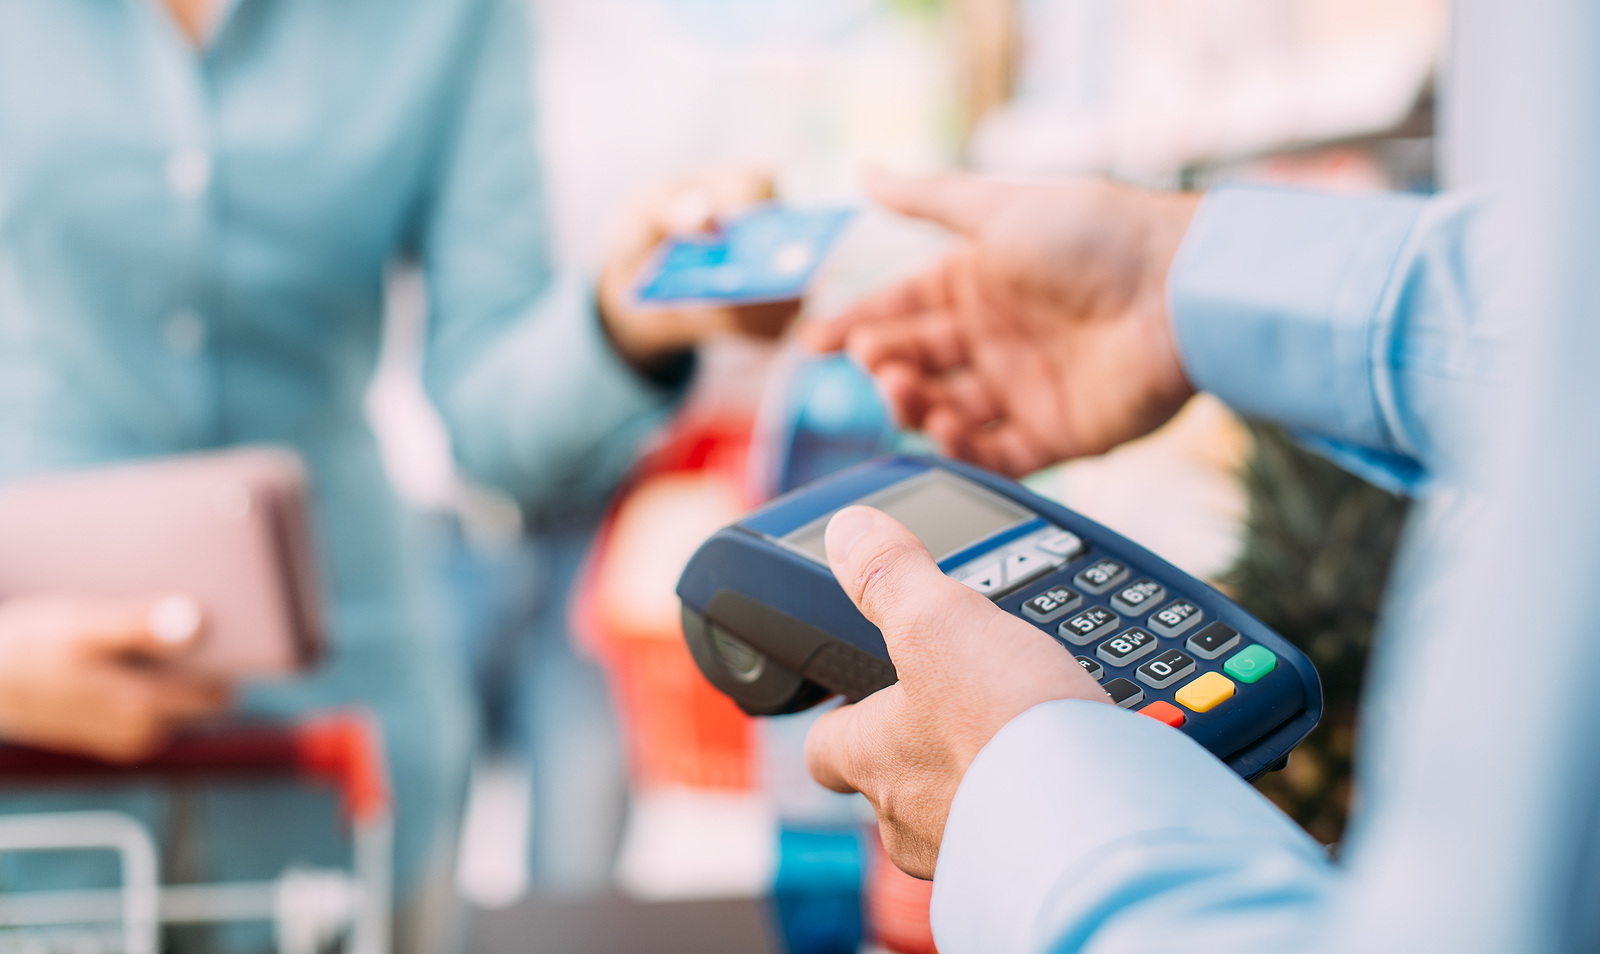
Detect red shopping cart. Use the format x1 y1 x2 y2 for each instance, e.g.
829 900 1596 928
0 712 392 954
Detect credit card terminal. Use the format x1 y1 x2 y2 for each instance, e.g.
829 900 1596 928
677 456 1321 779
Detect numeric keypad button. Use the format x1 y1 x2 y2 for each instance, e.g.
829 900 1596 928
1103 678 1145 709
1136 649 1197 689
1186 622 1241 660
1148 599 1203 637
1057 606 1119 646
1074 558 1129 594
1074 656 1104 681
1021 585 1083 623
1096 627 1158 666
1111 579 1166 616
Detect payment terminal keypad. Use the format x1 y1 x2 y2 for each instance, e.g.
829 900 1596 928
1111 579 1166 616
1176 672 1234 712
1074 558 1128 594
1096 627 1158 666
1021 586 1082 624
1058 606 1118 645
1186 622 1241 659
1149 599 1203 637
1001 537 1291 730
1140 701 1186 728
1136 649 1196 689
1224 645 1278 684
1103 678 1144 709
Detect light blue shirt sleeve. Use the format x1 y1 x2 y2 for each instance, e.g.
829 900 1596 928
930 1 1600 951
1168 185 1503 495
932 701 1332 954
932 185 1522 952
416 0 684 507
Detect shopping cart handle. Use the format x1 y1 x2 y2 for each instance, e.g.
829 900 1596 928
0 712 390 824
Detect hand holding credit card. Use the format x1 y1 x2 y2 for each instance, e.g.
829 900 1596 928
633 205 855 308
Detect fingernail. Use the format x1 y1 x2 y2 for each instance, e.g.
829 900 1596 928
148 596 202 645
825 507 876 564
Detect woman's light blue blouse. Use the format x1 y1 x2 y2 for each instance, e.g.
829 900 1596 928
0 0 680 889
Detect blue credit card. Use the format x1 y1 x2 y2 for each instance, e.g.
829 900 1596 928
633 205 855 308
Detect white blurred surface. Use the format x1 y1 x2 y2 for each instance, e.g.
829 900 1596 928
614 788 777 901
532 0 960 274
975 0 1447 178
456 756 534 909
1025 395 1252 583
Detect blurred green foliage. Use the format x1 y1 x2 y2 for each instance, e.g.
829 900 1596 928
1229 425 1409 845
883 0 947 19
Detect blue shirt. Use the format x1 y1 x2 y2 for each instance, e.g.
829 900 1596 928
0 0 679 888
931 0 1600 945
931 182 1503 954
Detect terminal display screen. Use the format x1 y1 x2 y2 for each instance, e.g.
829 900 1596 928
783 470 1030 564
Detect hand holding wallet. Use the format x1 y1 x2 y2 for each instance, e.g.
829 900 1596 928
0 447 326 679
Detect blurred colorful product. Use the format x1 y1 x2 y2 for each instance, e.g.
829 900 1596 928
573 419 760 791
869 834 938 954
767 354 898 496
772 826 867 954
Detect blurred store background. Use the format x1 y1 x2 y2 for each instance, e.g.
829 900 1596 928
356 0 1444 950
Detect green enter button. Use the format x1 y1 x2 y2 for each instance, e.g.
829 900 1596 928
1223 645 1278 684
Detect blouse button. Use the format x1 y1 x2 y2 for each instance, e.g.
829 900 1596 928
164 310 207 355
166 148 212 199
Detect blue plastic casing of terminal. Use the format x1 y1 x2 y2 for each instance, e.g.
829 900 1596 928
676 455 1321 780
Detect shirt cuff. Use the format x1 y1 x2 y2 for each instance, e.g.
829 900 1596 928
930 699 1323 954
1168 185 1429 453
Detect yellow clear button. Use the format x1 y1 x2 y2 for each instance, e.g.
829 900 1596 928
1175 672 1235 713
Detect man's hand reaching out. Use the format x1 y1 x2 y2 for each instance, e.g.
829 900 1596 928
805 171 1202 476
805 506 1110 880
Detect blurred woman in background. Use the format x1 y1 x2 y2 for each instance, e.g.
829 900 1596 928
0 0 792 946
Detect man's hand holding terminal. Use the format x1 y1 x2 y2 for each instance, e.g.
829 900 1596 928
805 506 1110 879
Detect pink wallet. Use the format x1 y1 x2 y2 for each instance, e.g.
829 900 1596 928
0 447 326 678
